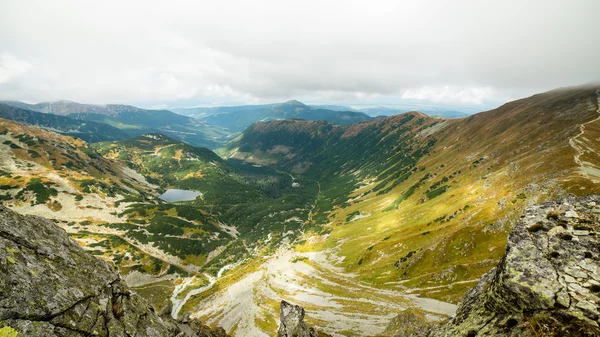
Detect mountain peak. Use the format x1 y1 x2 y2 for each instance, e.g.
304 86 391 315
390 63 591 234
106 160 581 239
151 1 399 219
281 100 306 106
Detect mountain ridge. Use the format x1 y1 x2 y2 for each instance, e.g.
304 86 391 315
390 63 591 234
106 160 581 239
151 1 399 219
0 104 130 143
174 100 373 132
0 101 232 149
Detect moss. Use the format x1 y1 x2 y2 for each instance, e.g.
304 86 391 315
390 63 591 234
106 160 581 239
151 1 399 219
527 222 545 232
0 326 23 337
559 233 573 241
546 211 560 220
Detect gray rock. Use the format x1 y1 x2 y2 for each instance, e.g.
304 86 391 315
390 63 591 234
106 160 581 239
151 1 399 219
277 300 317 337
565 210 579 218
430 195 600 337
0 206 228 337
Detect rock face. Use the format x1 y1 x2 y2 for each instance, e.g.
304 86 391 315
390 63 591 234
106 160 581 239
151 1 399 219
277 301 317 337
431 196 600 336
0 206 227 337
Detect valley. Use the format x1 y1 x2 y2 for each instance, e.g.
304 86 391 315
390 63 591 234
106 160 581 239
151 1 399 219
1 85 599 336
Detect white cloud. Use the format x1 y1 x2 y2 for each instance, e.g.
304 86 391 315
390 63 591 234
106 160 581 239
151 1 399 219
0 53 31 84
402 86 494 105
0 0 599 108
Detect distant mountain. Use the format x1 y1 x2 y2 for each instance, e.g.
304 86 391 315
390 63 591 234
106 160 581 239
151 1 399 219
0 103 129 142
1 100 233 148
308 104 361 112
310 104 470 118
355 106 470 118
173 103 273 120
174 100 373 132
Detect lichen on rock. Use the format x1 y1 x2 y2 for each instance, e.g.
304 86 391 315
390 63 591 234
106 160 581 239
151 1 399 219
277 300 318 337
0 206 228 337
430 195 600 336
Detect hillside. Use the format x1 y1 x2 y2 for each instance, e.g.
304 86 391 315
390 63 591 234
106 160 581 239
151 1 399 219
175 100 373 132
1 100 233 148
92 133 322 272
0 103 129 142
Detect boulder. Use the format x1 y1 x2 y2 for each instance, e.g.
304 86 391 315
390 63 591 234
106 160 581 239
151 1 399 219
277 300 317 337
430 195 600 336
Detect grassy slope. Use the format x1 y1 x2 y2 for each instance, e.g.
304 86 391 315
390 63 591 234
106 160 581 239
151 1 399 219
226 86 600 304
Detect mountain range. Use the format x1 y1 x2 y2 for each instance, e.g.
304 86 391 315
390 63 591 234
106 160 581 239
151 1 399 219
0 84 599 336
0 100 232 148
174 100 374 132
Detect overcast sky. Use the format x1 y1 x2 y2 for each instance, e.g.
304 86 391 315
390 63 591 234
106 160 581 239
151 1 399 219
1 0 599 110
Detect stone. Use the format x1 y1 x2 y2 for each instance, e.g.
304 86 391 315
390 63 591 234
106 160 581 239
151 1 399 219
556 290 571 308
565 210 579 218
277 300 317 337
576 301 599 318
548 225 567 237
429 195 600 336
0 206 228 337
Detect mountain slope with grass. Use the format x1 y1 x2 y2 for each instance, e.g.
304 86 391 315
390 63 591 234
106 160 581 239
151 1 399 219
0 119 242 312
204 85 600 334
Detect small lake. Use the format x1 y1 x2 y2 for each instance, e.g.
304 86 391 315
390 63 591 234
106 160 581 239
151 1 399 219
159 189 203 202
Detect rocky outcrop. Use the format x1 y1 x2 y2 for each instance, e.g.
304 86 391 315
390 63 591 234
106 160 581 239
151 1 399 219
277 301 317 337
430 195 600 336
0 206 227 337
383 308 438 337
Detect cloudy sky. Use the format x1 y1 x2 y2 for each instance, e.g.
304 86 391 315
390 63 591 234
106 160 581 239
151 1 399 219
1 0 599 111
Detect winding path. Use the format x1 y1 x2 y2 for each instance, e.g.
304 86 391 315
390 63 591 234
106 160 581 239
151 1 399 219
568 89 600 177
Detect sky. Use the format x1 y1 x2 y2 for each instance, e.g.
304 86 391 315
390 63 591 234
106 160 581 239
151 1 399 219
1 0 599 112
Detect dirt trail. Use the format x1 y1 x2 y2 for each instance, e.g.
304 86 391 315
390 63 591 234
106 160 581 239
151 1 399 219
568 89 600 179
